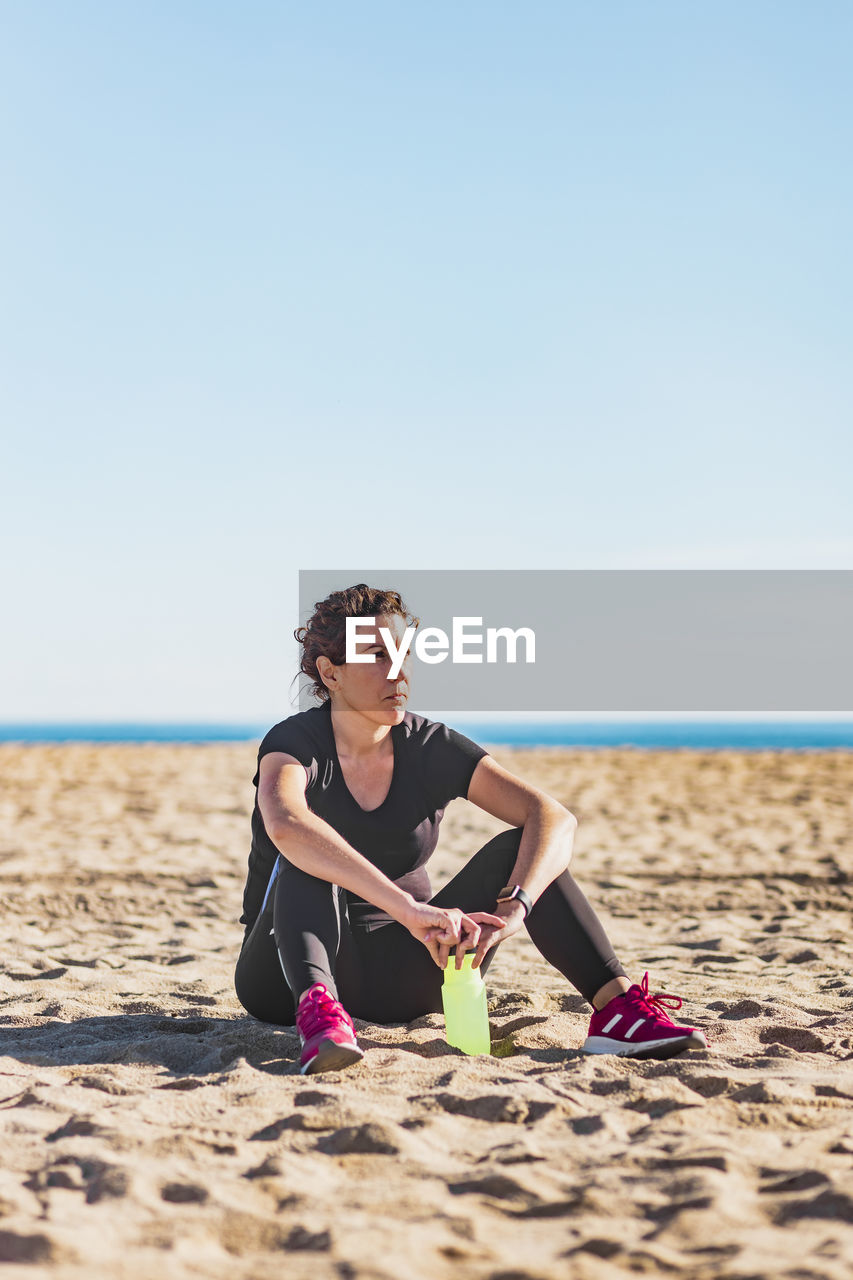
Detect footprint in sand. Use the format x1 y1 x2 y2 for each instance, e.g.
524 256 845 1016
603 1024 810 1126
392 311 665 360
282 1108 357 1134
772 1187 853 1225
759 1168 830 1194
25 1156 129 1205
733 1080 817 1105
153 1017 210 1034
281 1226 332 1252
214 1210 326 1256
243 1155 284 1180
6 966 68 981
678 1074 731 1098
759 1026 828 1053
0 1230 69 1265
0 1087 53 1110
448 1172 539 1206
46 1117 111 1143
293 1089 333 1106
647 1152 730 1172
432 1093 535 1124
250 1101 356 1140
568 1238 623 1259
490 1014 550 1037
160 1181 209 1204
478 1141 545 1166
714 999 765 1019
316 1122 403 1155
86 1166 131 1203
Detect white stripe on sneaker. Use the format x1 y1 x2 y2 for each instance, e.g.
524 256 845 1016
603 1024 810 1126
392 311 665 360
624 1018 646 1039
602 1014 622 1034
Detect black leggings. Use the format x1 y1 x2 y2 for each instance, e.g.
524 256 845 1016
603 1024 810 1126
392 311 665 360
234 828 626 1025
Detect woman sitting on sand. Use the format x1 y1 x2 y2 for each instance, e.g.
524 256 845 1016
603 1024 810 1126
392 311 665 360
235 584 706 1075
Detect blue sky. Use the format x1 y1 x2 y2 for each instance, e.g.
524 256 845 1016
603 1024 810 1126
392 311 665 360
2 2 851 719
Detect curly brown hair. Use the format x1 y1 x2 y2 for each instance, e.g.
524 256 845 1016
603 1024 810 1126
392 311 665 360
294 584 420 703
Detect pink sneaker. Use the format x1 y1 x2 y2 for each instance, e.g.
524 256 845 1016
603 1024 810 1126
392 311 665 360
582 973 707 1059
296 983 364 1075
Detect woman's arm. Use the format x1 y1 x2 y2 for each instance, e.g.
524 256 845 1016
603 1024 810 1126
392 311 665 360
258 753 503 966
464 755 578 967
466 755 578 899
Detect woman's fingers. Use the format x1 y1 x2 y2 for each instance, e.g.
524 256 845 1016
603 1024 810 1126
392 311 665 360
471 924 502 969
417 906 512 969
467 912 507 929
464 912 509 967
430 910 464 943
427 914 472 970
449 917 479 967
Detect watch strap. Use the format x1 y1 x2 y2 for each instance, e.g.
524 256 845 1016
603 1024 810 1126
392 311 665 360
496 884 533 919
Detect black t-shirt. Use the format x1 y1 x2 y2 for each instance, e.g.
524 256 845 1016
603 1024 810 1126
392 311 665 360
240 700 489 932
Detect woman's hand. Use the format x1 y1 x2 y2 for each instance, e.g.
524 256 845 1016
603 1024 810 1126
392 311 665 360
396 898 505 969
469 899 527 969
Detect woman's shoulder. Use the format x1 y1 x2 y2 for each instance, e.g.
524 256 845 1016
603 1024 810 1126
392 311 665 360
401 710 486 757
262 702 331 745
253 703 333 782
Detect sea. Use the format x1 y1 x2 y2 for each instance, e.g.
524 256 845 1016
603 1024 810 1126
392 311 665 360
2 721 853 750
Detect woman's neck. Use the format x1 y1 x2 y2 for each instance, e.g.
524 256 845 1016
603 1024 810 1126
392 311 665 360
328 700 393 760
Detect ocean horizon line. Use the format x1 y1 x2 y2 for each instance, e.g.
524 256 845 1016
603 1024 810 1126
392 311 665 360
3 718 853 750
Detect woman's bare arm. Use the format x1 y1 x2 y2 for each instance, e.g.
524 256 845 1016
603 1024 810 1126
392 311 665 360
465 754 578 902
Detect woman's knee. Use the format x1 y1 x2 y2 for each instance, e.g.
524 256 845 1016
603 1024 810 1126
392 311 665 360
272 865 343 944
234 966 295 1025
234 926 296 1025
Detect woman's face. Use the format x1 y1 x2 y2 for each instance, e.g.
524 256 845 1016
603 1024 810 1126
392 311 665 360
320 612 412 725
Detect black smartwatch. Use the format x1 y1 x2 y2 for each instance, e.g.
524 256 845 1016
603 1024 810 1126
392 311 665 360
496 884 533 919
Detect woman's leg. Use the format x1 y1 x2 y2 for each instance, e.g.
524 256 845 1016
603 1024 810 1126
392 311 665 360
431 827 628 1006
234 854 366 1024
235 830 628 1026
272 857 364 1006
234 856 297 1024
343 827 627 1023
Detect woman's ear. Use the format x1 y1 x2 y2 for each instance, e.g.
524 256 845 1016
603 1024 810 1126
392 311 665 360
316 654 339 694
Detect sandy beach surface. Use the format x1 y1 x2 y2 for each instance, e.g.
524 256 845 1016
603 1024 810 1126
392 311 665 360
0 741 851 1279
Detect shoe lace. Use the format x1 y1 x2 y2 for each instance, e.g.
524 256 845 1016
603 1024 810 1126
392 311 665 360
297 984 354 1038
634 972 683 1025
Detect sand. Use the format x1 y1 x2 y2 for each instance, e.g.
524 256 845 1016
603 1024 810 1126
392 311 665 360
0 741 851 1279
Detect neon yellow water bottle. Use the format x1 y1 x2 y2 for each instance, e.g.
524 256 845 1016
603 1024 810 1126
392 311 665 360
442 951 491 1055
